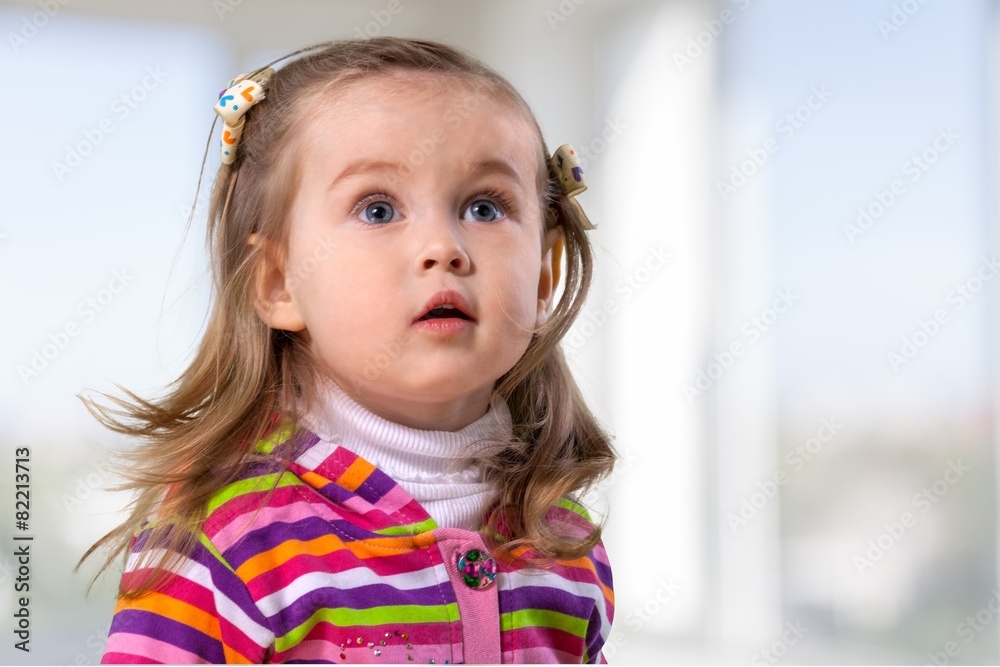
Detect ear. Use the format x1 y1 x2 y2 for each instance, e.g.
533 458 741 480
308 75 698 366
247 233 306 332
536 225 564 328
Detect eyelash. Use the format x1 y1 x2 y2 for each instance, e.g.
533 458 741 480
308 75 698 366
350 190 517 223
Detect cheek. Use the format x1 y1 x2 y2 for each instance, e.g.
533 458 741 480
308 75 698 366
496 252 543 326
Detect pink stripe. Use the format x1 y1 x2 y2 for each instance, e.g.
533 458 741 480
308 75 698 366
245 547 434 599
504 646 578 663
204 485 310 543
371 483 420 516
281 637 456 663
210 498 345 552
505 625 585 655
104 633 207 664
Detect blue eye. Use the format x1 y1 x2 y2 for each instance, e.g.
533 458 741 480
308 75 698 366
359 200 397 225
464 199 503 222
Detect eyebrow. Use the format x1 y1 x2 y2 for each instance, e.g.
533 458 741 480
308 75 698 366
328 157 528 194
328 159 400 190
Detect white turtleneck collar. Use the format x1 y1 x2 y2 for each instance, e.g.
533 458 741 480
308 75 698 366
297 377 513 531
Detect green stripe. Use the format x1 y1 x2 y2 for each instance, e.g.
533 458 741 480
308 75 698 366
501 608 587 638
373 517 438 536
198 532 236 574
276 603 459 652
255 421 298 454
206 471 301 514
556 497 592 522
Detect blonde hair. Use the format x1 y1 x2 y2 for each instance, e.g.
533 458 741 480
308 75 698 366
80 37 616 597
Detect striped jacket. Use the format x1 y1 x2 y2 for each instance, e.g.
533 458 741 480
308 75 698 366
102 420 615 663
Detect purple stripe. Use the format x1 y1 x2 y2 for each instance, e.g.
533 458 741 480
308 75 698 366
585 603 606 663
289 428 322 456
182 542 273 630
247 546 450 603
499 585 593 620
268 582 454 629
351 467 400 502
221 516 373 569
109 609 225 663
305 478 360 506
593 557 613 591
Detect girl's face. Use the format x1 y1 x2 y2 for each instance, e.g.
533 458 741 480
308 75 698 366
254 73 562 431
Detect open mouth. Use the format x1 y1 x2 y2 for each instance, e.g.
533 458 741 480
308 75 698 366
419 305 472 321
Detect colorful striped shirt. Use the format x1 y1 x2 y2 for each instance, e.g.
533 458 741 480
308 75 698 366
102 420 615 663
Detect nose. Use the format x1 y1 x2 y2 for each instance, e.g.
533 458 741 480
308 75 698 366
415 219 471 274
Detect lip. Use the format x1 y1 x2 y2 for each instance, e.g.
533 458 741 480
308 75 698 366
413 289 477 324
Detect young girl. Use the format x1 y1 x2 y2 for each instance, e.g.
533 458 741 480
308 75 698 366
86 37 616 664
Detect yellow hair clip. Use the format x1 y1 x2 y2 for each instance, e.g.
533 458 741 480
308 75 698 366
551 144 596 230
214 68 274 165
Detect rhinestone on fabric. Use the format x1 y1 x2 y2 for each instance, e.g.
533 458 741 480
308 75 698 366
457 548 497 589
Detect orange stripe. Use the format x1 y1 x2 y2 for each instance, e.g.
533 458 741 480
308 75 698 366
299 470 333 488
236 534 349 581
223 643 253 664
116 590 256 663
119 590 222 641
235 533 423 581
559 554 615 603
337 457 376 492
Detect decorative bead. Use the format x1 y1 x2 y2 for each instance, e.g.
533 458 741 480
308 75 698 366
395 630 401 637
402 634 408 640
340 654 346 660
368 642 375 648
385 632 392 638
374 649 381 657
457 548 497 589
380 641 386 647
406 643 413 650
408 656 413 661
357 637 364 645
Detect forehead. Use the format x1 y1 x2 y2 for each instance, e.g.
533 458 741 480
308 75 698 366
293 71 545 186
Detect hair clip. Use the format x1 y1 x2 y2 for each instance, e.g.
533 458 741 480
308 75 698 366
213 68 274 165
550 144 596 230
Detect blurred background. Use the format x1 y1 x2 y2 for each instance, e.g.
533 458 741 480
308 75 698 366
1 0 996 663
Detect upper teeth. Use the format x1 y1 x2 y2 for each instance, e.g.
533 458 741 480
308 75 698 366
441 304 455 309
